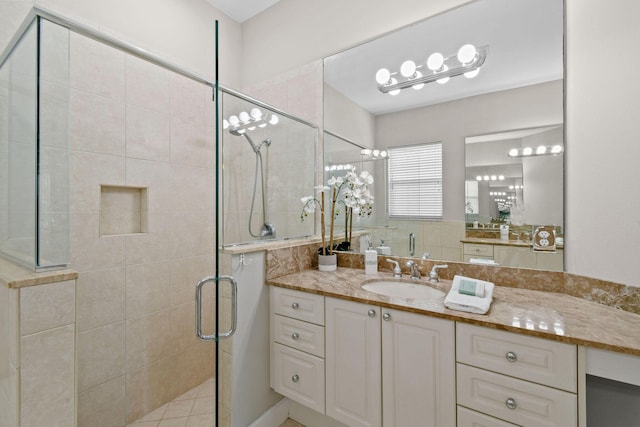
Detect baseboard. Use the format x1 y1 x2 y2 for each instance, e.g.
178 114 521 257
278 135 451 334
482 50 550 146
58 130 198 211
249 397 290 427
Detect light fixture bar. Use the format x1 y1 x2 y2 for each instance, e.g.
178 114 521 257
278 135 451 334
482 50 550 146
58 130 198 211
377 45 488 94
508 144 563 158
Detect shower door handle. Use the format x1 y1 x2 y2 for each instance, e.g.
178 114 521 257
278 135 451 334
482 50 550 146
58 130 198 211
195 275 238 341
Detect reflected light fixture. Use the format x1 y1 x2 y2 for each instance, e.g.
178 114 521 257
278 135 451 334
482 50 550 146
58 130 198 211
376 44 488 95
223 108 279 134
360 148 388 159
508 145 564 158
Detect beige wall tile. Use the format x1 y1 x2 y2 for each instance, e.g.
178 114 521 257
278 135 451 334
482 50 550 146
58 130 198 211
78 321 126 392
126 309 173 372
126 356 173 423
70 32 125 101
125 214 172 265
20 325 75 427
170 74 206 125
125 55 171 115
69 89 126 156
19 279 75 336
70 150 126 212
170 117 213 169
39 81 69 149
125 261 171 318
70 212 126 272
126 104 171 162
76 267 126 332
171 165 213 213
169 302 199 355
170 213 214 259
7 289 18 368
125 158 172 213
169 343 214 403
78 375 126 427
170 255 215 307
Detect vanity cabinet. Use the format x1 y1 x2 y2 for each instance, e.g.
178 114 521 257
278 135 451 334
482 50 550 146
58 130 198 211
270 287 326 414
325 297 455 427
456 323 578 426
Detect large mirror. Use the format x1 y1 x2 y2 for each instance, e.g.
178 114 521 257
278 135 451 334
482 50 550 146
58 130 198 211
323 0 564 270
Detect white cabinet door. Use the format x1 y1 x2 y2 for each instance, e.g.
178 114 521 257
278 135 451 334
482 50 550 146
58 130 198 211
381 308 456 427
326 297 382 427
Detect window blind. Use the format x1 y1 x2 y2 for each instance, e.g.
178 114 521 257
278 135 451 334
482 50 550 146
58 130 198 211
388 142 443 219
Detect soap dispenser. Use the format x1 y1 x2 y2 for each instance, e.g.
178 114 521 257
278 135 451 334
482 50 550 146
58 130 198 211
365 238 378 275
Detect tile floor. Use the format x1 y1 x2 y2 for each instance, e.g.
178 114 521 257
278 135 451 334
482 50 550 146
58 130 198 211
126 377 305 427
127 378 215 427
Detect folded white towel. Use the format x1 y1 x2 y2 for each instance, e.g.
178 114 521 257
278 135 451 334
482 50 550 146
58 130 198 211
444 275 495 315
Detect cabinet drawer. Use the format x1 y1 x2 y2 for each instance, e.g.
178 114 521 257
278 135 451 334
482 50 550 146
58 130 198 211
457 323 577 392
457 406 518 427
463 243 494 257
273 314 325 358
272 343 325 414
457 364 577 427
271 287 325 325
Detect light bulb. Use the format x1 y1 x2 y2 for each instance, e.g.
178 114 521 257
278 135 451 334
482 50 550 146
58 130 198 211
464 68 480 79
536 146 547 155
499 175 505 180
412 71 424 90
250 108 262 119
476 176 482 181
400 60 416 78
508 148 519 157
427 52 444 71
325 166 330 171
375 68 391 85
436 65 450 84
380 151 388 158
483 175 490 181
458 44 477 64
522 147 533 156
491 175 497 181
388 78 400 96
361 149 372 156
337 165 344 170
551 145 563 154
372 149 380 157
222 119 229 130
229 115 239 126
269 115 279 125
239 111 250 122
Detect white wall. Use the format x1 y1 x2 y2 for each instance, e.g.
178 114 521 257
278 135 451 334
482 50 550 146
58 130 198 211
324 83 376 147
565 0 640 286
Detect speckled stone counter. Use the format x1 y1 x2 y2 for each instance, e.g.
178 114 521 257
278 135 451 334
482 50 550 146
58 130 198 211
0 256 78 288
267 267 640 357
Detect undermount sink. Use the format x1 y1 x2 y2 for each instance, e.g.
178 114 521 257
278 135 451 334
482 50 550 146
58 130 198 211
362 281 445 300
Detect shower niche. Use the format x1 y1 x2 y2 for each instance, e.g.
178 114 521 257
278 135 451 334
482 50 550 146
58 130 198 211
220 89 317 246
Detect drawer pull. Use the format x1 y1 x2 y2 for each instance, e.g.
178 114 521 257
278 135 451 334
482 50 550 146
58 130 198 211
382 313 391 321
506 351 518 362
291 302 299 310
291 374 299 383
368 309 376 318
505 398 517 410
291 332 299 340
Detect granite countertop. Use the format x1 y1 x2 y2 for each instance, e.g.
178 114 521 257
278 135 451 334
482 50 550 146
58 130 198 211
267 267 640 357
462 236 565 249
0 256 78 289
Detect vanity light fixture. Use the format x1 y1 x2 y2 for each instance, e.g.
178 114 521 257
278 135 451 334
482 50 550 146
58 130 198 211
375 44 488 95
223 108 279 134
508 144 563 158
360 148 388 159
476 175 505 181
325 164 356 172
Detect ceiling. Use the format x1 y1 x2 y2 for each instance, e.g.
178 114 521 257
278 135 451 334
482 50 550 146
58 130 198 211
206 0 281 23
324 0 563 116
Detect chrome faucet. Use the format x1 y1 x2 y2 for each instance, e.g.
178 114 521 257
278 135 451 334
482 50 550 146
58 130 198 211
406 260 421 280
428 264 448 283
386 259 402 278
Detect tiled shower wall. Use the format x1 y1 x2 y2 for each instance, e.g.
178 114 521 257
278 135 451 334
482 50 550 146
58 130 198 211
68 32 216 425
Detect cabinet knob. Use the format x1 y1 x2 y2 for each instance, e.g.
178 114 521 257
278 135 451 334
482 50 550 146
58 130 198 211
291 332 299 340
506 351 518 362
291 302 299 310
382 313 391 321
505 397 517 410
292 374 299 383
368 309 376 318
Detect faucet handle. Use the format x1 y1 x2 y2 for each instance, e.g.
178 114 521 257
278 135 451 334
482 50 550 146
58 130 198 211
428 264 448 283
386 259 402 278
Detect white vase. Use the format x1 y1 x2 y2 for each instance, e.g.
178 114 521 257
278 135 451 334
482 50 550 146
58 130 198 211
318 253 337 272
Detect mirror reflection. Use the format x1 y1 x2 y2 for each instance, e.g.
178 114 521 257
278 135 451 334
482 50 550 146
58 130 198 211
323 0 564 270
